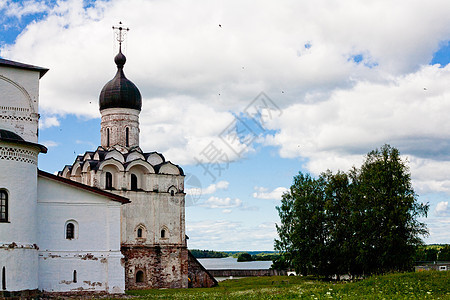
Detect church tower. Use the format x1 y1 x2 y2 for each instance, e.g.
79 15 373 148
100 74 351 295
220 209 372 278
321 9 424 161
99 44 141 150
59 25 191 289
0 59 47 295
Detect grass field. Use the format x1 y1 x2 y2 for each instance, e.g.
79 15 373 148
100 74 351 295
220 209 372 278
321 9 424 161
125 271 450 299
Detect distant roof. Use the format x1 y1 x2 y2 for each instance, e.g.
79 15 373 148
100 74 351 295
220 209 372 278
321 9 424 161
0 129 47 153
0 58 48 78
38 170 130 204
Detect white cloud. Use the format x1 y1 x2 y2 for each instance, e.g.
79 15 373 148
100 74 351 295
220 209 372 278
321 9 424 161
186 180 229 198
435 201 449 216
40 140 58 148
253 186 288 200
186 220 277 250
201 196 242 209
39 116 60 129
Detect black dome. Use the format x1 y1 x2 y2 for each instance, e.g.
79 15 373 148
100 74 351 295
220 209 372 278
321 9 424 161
99 50 142 111
0 129 24 141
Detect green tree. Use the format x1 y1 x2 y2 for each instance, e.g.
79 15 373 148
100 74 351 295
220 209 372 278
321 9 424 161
275 145 429 278
237 252 253 262
438 245 450 261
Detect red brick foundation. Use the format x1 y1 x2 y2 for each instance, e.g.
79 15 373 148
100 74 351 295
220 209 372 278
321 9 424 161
121 245 188 290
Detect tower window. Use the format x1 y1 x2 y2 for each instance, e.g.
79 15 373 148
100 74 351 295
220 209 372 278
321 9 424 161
2 266 5 290
161 229 166 239
136 270 144 283
170 190 175 196
0 191 7 222
66 223 75 239
131 174 138 191
105 172 113 190
107 128 110 147
73 270 77 283
126 127 129 147
137 228 142 238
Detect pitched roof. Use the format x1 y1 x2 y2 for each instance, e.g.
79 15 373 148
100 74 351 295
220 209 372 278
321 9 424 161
38 170 130 204
0 58 48 78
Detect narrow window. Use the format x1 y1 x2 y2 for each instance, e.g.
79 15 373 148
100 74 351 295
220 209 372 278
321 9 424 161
73 270 77 283
66 223 75 239
170 190 174 196
137 228 142 238
0 191 8 222
107 128 110 147
161 229 166 239
2 266 5 290
136 270 144 283
105 172 113 190
131 174 138 191
126 127 129 147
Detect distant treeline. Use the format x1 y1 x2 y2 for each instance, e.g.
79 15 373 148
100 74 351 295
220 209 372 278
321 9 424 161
415 245 450 262
189 249 229 258
234 252 280 262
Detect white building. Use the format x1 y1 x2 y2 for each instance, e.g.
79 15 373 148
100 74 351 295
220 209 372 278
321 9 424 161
0 46 216 296
0 58 126 295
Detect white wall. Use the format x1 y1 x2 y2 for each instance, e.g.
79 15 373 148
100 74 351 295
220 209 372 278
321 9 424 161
37 176 125 293
0 66 40 143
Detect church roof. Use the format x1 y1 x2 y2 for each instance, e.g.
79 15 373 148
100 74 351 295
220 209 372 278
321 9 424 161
99 48 142 111
0 58 48 78
39 170 130 204
0 129 47 153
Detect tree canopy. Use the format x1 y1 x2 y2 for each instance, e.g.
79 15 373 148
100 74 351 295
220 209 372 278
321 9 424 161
274 145 429 278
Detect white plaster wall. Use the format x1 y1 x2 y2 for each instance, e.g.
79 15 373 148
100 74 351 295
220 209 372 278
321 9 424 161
0 248 38 291
100 108 140 149
0 142 40 291
0 66 41 143
37 176 125 293
119 191 185 247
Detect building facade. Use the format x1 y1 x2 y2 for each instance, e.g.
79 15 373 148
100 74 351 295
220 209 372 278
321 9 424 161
58 46 189 289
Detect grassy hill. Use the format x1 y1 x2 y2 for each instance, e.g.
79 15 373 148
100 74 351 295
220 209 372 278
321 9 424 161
126 270 449 299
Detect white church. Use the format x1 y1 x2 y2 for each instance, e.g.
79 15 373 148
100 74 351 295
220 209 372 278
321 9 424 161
0 32 216 296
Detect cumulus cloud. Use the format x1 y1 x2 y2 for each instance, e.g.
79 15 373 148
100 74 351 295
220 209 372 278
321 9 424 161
2 0 450 192
201 196 242 209
40 140 58 148
186 220 277 250
39 116 60 129
435 201 449 216
253 186 288 200
186 180 229 199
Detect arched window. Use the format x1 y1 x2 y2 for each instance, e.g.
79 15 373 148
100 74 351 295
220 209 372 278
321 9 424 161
161 229 166 239
126 127 129 147
131 174 138 191
0 190 8 222
66 223 75 239
170 190 174 196
107 128 110 147
2 266 5 290
73 270 77 283
137 228 142 238
136 270 144 283
105 172 113 190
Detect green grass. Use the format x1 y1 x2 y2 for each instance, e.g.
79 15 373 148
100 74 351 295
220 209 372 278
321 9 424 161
125 271 450 299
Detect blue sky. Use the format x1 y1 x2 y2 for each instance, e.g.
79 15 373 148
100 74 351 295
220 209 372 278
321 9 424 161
2 0 450 250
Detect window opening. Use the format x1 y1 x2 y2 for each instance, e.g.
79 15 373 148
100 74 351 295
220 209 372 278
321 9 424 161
105 172 113 190
137 228 142 238
170 190 174 196
136 270 144 283
107 128 110 147
0 191 7 222
73 270 77 283
131 174 138 191
126 127 129 147
66 223 75 239
2 267 5 290
161 229 166 238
